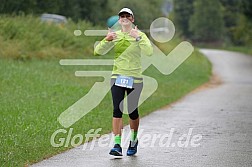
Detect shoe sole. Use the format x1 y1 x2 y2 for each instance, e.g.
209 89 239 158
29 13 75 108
127 152 137 156
109 150 123 156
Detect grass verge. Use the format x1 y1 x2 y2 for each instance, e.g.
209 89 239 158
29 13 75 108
219 46 252 55
192 41 252 55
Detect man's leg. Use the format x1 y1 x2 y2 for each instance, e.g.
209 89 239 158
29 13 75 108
127 82 143 133
111 83 125 137
113 117 123 141
129 117 139 133
129 117 139 143
109 81 125 156
126 83 143 156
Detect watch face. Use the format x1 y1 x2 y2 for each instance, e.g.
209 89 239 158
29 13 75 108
136 36 142 41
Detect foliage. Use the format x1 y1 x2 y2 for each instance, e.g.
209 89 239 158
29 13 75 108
173 0 252 46
240 0 252 20
189 0 224 42
0 0 163 29
231 14 252 46
173 0 194 38
219 0 240 43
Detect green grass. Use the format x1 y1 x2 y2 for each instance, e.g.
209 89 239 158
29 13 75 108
0 15 212 166
0 49 211 166
192 41 252 56
219 46 252 55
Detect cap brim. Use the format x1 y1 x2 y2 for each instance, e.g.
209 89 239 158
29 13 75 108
118 12 134 18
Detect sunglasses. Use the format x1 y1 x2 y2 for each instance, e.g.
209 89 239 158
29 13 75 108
119 14 132 18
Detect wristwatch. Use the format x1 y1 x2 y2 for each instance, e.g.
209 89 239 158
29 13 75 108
136 36 142 42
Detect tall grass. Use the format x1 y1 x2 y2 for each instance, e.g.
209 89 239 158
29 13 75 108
0 15 99 60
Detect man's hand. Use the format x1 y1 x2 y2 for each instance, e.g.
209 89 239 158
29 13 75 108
105 28 117 41
130 26 139 39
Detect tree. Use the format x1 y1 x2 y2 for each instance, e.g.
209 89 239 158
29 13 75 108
0 0 37 14
220 0 240 28
173 0 194 38
35 0 62 14
0 0 163 29
240 0 252 20
58 0 80 21
77 0 110 25
189 0 224 42
230 0 252 46
219 0 240 43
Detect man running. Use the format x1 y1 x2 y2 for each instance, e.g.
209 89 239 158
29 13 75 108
94 7 153 156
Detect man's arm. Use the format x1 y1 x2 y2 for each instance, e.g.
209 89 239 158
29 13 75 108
138 32 153 57
94 28 116 56
94 38 114 56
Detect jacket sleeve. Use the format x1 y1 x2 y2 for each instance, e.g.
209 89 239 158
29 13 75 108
139 33 153 56
94 38 114 56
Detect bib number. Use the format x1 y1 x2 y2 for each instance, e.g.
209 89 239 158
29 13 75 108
115 76 134 89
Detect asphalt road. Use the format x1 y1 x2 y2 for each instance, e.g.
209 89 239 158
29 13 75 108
32 49 252 167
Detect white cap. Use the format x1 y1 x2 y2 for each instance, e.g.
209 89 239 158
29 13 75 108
118 8 134 17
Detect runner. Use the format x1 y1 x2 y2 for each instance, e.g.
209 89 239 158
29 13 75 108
94 7 153 156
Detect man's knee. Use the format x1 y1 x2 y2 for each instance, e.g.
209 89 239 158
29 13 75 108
113 109 123 118
129 110 139 120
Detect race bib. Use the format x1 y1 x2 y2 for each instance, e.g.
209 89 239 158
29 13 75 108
115 75 134 89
